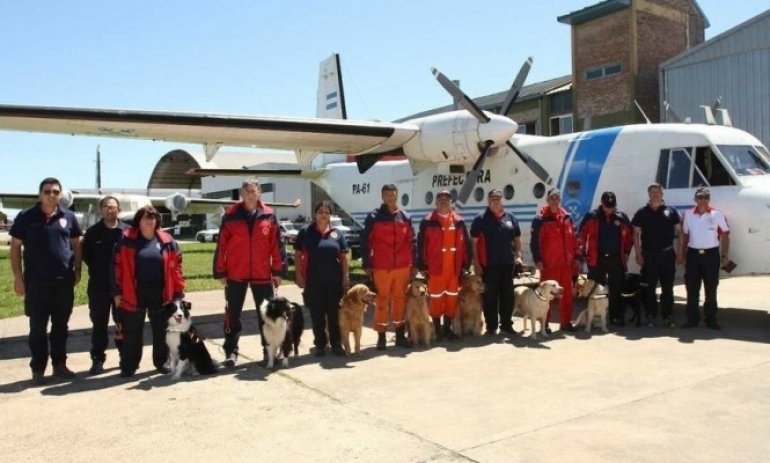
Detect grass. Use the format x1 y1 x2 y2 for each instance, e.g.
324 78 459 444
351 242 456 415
0 242 365 319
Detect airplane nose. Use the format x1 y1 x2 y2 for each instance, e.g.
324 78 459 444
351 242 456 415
477 114 518 147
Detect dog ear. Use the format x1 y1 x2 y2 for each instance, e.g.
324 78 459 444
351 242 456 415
182 300 192 311
405 284 412 295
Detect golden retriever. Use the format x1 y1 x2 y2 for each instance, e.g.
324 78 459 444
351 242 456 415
338 284 376 355
456 273 485 336
572 275 610 333
513 280 564 339
405 278 433 346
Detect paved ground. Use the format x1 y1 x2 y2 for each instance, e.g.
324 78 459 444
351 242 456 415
1 276 769 462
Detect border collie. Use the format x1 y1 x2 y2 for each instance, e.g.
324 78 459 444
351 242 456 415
165 301 217 380
259 297 304 369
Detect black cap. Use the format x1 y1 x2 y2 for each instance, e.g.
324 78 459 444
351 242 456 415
601 191 617 208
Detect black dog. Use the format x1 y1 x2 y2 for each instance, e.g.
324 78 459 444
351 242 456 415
621 273 644 326
164 301 217 380
259 297 304 368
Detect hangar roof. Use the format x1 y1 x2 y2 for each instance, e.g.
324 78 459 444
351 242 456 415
146 149 294 190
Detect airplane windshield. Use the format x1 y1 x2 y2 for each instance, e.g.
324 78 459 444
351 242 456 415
717 145 770 176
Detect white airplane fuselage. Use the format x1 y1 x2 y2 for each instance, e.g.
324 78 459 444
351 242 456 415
313 123 770 276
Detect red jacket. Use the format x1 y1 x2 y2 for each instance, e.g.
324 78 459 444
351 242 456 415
113 228 184 312
416 210 471 276
361 204 414 270
530 205 580 268
213 201 286 283
579 206 633 267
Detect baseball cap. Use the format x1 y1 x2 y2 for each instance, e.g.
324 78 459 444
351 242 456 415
601 191 617 208
436 189 451 199
547 188 561 199
488 189 503 198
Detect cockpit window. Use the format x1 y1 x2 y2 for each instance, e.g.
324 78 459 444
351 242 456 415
693 146 734 186
658 147 692 189
717 145 770 176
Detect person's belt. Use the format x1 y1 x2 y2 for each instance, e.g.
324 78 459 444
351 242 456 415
688 247 719 254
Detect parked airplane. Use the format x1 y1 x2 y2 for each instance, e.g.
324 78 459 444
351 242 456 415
1 54 769 275
0 189 300 228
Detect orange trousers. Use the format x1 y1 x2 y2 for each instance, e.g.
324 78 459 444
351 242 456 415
428 271 459 318
372 267 411 332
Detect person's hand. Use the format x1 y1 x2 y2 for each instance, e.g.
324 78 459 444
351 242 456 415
272 276 282 288
721 255 730 268
13 275 24 296
74 267 82 285
536 261 544 272
114 295 122 307
342 276 350 291
296 276 305 289
473 263 482 276
676 255 685 266
219 278 228 286
635 253 644 267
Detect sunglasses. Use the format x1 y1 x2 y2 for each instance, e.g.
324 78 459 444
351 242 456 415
42 189 61 196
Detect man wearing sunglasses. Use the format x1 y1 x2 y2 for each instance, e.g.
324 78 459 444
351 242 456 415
10 177 83 385
678 187 730 330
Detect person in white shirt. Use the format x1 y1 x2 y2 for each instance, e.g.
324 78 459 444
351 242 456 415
677 187 730 330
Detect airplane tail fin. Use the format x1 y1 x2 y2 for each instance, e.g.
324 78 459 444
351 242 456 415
311 53 349 168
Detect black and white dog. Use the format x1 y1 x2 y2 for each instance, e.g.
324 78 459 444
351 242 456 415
165 301 217 380
259 297 304 369
622 273 644 326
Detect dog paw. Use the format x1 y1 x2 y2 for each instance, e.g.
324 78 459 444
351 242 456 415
281 359 289 368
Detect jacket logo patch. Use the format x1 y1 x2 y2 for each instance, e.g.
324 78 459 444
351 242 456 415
504 221 512 227
59 218 67 228
330 231 338 239
262 227 270 235
614 220 620 227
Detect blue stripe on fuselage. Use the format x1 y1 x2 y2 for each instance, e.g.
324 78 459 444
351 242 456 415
558 127 622 224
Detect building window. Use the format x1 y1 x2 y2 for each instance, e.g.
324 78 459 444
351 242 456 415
550 115 573 135
584 63 622 81
533 183 546 199
516 122 537 135
474 187 484 202
550 90 573 113
504 185 515 200
401 193 410 207
425 191 433 205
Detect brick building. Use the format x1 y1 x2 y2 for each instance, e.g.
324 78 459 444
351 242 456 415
558 0 708 129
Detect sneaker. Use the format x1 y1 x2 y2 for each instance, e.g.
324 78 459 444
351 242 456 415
376 332 386 350
119 369 135 378
664 317 677 329
499 326 516 335
52 363 76 379
680 321 698 329
331 346 346 357
705 320 722 330
645 317 656 327
89 360 105 375
559 323 577 332
315 347 326 357
484 329 497 337
156 365 171 375
545 326 553 335
31 371 45 386
222 352 238 368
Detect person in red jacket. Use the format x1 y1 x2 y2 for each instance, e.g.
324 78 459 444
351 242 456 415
579 191 633 326
530 188 581 332
214 180 287 367
361 184 414 350
416 190 471 341
113 206 184 377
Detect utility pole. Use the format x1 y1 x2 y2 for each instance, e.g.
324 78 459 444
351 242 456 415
96 145 102 194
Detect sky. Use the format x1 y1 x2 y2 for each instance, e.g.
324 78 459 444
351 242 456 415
0 0 767 194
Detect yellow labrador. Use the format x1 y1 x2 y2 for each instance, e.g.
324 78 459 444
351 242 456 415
456 273 485 337
572 275 609 333
513 280 564 339
405 278 433 346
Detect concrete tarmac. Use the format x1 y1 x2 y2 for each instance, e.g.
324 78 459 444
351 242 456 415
1 276 769 462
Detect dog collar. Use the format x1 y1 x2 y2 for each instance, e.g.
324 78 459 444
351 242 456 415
534 289 548 301
166 328 187 333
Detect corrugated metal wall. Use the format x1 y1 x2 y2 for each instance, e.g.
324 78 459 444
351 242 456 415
660 10 770 148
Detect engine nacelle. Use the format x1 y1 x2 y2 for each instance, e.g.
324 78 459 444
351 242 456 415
58 188 74 210
164 193 190 212
401 111 517 164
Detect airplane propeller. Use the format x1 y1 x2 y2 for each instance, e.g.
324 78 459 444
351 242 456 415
432 57 552 205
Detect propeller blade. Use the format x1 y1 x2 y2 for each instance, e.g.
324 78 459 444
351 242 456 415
356 153 384 174
432 68 490 123
499 57 533 116
456 141 493 206
506 140 552 185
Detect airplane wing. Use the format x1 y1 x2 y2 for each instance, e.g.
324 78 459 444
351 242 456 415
149 196 300 215
0 104 419 161
0 192 103 212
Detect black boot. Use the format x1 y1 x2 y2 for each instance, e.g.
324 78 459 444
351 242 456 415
394 326 411 348
376 332 386 350
443 317 460 341
433 318 443 342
